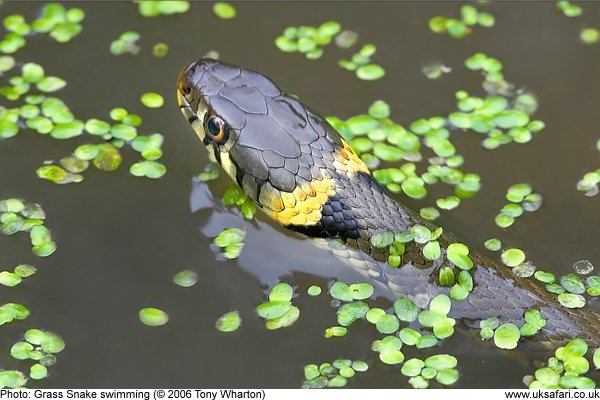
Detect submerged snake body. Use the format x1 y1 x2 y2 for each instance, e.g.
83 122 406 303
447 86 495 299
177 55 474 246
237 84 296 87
177 59 600 350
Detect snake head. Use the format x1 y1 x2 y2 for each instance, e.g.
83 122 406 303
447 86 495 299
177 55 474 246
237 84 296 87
177 58 369 235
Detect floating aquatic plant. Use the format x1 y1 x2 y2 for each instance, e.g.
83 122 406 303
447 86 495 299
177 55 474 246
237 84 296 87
255 282 300 330
213 227 245 259
429 5 495 39
137 1 190 17
302 359 368 388
525 338 596 388
213 2 236 20
215 311 241 332
139 307 169 327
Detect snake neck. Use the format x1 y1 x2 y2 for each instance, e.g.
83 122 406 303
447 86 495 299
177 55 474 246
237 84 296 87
289 169 419 248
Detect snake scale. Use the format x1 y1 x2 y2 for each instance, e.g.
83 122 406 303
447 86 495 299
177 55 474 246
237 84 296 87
177 58 600 352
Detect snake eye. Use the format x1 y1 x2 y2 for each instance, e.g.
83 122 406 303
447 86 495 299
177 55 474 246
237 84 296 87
180 83 192 96
204 114 229 144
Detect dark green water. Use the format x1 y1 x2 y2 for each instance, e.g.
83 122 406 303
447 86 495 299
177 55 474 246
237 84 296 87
1 1 599 388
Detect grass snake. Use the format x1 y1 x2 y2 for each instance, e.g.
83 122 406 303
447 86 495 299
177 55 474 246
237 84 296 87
177 58 600 353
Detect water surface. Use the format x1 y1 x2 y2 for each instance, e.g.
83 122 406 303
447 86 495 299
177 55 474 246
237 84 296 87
1 1 599 388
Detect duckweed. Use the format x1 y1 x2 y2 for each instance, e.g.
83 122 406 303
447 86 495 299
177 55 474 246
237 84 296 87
0 271 22 287
275 21 340 59
152 42 169 57
324 326 347 338
29 364 48 380
137 1 190 17
140 92 164 108
139 307 169 326
501 248 526 267
447 243 473 270
558 293 586 309
520 309 547 337
527 338 596 388
222 184 256 220
0 371 27 389
110 31 141 55
307 285 322 296
172 269 198 287
302 358 368 388
213 2 236 19
356 64 385 81
337 301 369 326
213 227 245 259
494 323 521 350
130 161 167 178
215 311 241 332
256 282 299 330
484 238 502 251
557 1 583 17
429 5 494 39
577 170 600 196
393 297 419 322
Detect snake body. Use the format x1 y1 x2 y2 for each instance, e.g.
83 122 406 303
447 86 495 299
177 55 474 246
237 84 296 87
177 58 600 351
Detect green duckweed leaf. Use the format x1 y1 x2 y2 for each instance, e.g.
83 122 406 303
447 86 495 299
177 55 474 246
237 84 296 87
447 243 473 270
330 281 353 302
501 248 526 267
368 100 390 119
0 370 27 389
393 297 419 322
506 183 532 202
14 264 37 278
484 238 502 251
534 270 556 284
356 64 385 81
140 92 164 108
425 354 457 370
436 368 459 385
32 240 57 257
215 311 241 332
139 308 169 326
493 323 521 349
269 282 294 302
349 282 374 300
153 42 169 57
265 305 300 330
256 301 291 320
29 364 48 380
439 266 455 286
399 327 421 345
379 349 405 365
213 2 236 19
423 240 441 261
93 144 122 171
22 63 44 83
172 269 198 287
558 293 586 309
401 358 425 377
130 161 166 179
324 326 347 338
376 314 400 334
307 285 321 296
337 301 369 326
366 307 386 324
370 231 394 248
37 76 66 92
10 341 33 360
409 375 429 389
0 271 21 287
